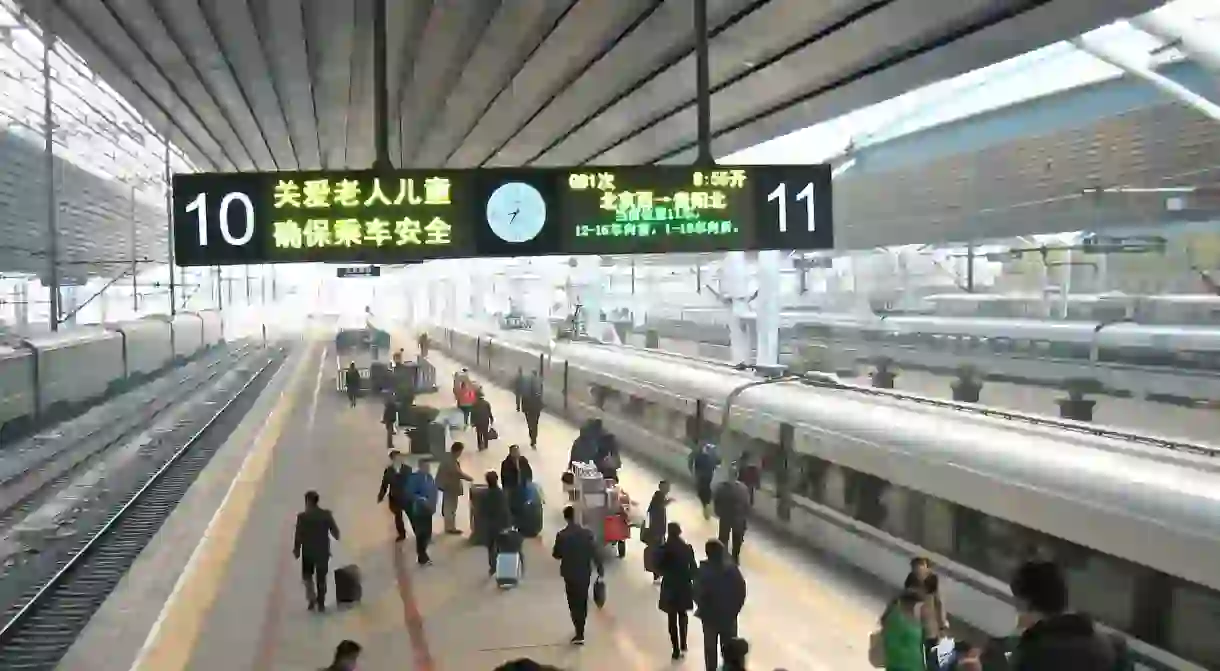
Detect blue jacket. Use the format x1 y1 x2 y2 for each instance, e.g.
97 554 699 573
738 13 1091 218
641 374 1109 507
405 471 439 513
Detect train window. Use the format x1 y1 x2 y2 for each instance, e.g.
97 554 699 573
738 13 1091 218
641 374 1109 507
1167 580 1220 669
624 395 647 419
793 453 830 505
1063 552 1138 633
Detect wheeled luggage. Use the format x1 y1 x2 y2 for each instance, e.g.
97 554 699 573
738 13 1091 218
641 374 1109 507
334 564 363 605
495 551 522 588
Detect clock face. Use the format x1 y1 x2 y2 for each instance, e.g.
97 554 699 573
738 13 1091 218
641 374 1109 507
486 181 547 244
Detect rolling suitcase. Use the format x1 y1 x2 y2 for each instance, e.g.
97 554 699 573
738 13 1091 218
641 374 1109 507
495 551 522 588
334 564 363 605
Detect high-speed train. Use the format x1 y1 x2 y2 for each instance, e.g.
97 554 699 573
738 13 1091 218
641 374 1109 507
643 308 1220 372
434 325 1219 671
0 310 224 440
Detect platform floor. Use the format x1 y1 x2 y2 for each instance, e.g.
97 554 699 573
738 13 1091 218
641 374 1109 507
115 342 884 671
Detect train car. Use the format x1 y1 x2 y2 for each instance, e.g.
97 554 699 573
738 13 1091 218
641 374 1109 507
0 343 36 440
106 319 175 385
436 325 1218 671
24 328 124 424
169 313 205 362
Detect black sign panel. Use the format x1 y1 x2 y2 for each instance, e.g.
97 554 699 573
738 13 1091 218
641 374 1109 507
336 265 381 278
171 165 833 267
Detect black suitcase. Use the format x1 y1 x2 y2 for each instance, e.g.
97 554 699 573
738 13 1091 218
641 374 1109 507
468 484 489 546
518 500 544 538
334 564 362 605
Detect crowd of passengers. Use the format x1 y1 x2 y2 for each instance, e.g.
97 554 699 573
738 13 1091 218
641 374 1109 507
318 346 1134 671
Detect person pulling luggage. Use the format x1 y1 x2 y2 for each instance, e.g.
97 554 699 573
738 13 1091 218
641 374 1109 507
344 363 360 407
376 451 412 541
552 505 605 645
714 473 751 563
404 459 438 565
293 490 341 613
694 539 747 671
478 471 513 575
437 442 474 534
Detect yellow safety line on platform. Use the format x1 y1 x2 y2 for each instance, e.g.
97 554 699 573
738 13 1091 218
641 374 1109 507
128 343 320 671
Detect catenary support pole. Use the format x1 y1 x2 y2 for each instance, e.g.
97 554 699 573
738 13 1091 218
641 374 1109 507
694 0 712 164
41 6 60 331
131 182 139 313
165 139 176 316
372 0 391 170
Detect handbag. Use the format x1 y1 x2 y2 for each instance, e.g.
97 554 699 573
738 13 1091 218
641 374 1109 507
592 578 607 609
867 629 886 668
486 426 499 441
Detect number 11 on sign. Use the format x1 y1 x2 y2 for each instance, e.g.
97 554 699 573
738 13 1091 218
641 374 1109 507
767 182 815 233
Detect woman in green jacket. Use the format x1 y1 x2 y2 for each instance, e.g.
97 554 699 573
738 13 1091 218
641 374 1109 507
882 588 928 671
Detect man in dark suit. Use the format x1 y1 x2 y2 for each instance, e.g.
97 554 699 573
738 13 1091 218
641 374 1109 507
294 490 341 612
551 505 605 645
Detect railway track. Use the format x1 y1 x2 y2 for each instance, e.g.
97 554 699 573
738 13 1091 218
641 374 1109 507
0 343 257 528
0 345 287 670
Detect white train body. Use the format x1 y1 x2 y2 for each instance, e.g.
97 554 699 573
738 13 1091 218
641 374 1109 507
0 309 225 439
434 325 1218 671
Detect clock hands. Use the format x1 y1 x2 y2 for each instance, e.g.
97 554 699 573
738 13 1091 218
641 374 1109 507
508 205 520 227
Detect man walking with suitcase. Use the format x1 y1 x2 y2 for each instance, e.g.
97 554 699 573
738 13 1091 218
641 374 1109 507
294 490 341 613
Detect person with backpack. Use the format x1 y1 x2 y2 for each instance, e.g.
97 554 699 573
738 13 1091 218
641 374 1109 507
404 459 438 565
906 556 951 670
376 450 412 541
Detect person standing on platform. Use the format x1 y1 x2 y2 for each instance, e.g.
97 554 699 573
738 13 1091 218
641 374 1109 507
405 459 438 565
657 521 696 659
694 539 747 671
479 471 513 574
456 375 476 430
294 490 341 613
689 444 719 520
513 367 526 412
437 442 474 535
381 396 398 449
500 444 534 525
552 504 605 645
320 639 361 671
595 433 622 483
344 363 360 407
714 474 751 563
471 388 495 452
418 332 430 358
645 480 674 583
376 451 413 541
521 374 543 450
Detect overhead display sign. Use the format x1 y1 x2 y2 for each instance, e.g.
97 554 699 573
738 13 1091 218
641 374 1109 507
336 265 381 278
171 165 833 267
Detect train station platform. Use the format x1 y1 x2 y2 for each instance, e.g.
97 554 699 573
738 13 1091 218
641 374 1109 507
62 334 886 670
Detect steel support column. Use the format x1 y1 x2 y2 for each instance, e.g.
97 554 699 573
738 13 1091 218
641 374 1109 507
41 7 60 331
694 0 712 164
372 0 391 169
165 139 176 316
1073 37 1220 122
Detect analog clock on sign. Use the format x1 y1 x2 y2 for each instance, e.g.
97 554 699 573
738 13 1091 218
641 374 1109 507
486 181 547 244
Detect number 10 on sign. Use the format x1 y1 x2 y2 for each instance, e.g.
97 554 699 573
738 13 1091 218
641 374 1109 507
185 192 256 246
767 182 815 234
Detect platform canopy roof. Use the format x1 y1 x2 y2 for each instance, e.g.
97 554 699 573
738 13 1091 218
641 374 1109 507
11 0 1163 175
